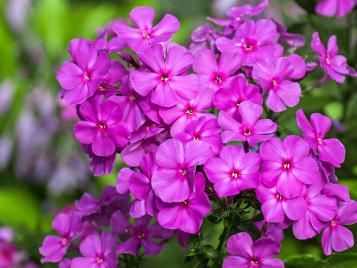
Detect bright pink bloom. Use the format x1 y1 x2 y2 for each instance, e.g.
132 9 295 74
57 39 110 105
157 173 211 234
71 232 117 268
193 48 241 91
205 145 261 198
113 6 179 52
256 184 307 223
216 19 283 66
321 201 357 255
219 101 277 146
73 98 130 157
252 54 306 112
296 109 345 167
39 211 81 263
316 0 356 17
260 136 320 198
213 76 262 117
223 232 284 268
152 139 213 202
311 32 356 83
130 44 197 107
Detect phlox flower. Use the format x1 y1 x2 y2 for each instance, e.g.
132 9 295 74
316 0 356 17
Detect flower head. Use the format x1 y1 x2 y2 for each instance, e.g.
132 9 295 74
316 0 356 17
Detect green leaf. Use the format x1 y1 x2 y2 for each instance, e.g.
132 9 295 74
324 102 343 120
326 253 357 268
285 255 326 268
293 0 316 14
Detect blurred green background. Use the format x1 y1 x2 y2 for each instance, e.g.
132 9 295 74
0 0 356 267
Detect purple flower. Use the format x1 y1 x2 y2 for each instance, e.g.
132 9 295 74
273 19 306 48
113 6 179 52
159 88 214 136
293 179 337 240
213 76 262 117
71 232 117 268
252 54 306 112
112 212 172 255
296 109 345 167
152 139 213 202
193 48 241 91
130 44 197 107
57 39 110 105
73 98 129 157
255 221 286 242
256 184 307 223
322 201 357 255
216 19 283 66
174 116 222 155
157 173 211 234
205 145 261 198
218 101 277 146
311 32 356 83
316 0 356 17
260 135 320 198
39 211 81 263
223 232 284 268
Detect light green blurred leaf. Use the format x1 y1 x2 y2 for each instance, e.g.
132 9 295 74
324 102 343 120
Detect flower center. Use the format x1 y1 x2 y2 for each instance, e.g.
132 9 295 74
242 38 257 53
83 72 90 81
214 75 223 84
98 122 107 130
272 78 279 88
317 137 323 145
282 160 292 170
276 193 283 201
330 220 338 228
137 231 145 239
186 108 194 115
61 238 68 246
160 74 170 82
96 257 104 264
179 168 187 176
231 170 240 179
242 125 252 136
182 200 189 207
129 95 136 101
142 31 151 39
193 134 201 141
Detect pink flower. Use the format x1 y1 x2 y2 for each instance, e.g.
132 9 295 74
252 54 306 112
218 101 277 146
205 145 261 198
113 6 180 52
157 173 211 234
260 135 320 198
213 76 262 117
57 39 110 105
73 98 130 157
216 19 283 66
322 201 357 255
311 32 356 83
193 48 241 91
316 0 356 17
296 109 346 167
71 232 117 268
159 88 214 136
223 232 284 268
152 139 213 202
39 211 81 263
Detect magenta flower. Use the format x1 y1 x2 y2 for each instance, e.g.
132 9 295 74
157 173 211 234
39 211 81 263
71 232 117 268
152 139 213 202
159 88 214 136
256 184 307 223
218 101 277 146
252 54 306 112
174 116 222 155
260 135 320 198
113 6 180 52
293 179 337 240
223 232 284 268
73 98 130 157
192 48 241 91
213 76 262 117
322 201 357 255
311 32 356 83
112 212 172 255
130 44 197 107
296 109 346 167
57 38 110 105
316 0 356 17
216 19 283 66
205 145 261 198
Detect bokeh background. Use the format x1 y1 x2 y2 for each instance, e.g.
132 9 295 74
0 0 356 267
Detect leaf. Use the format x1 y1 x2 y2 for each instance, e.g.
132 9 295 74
285 255 326 268
293 0 316 14
324 102 343 120
326 253 357 268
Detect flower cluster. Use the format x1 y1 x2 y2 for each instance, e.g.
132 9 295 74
41 2 357 267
